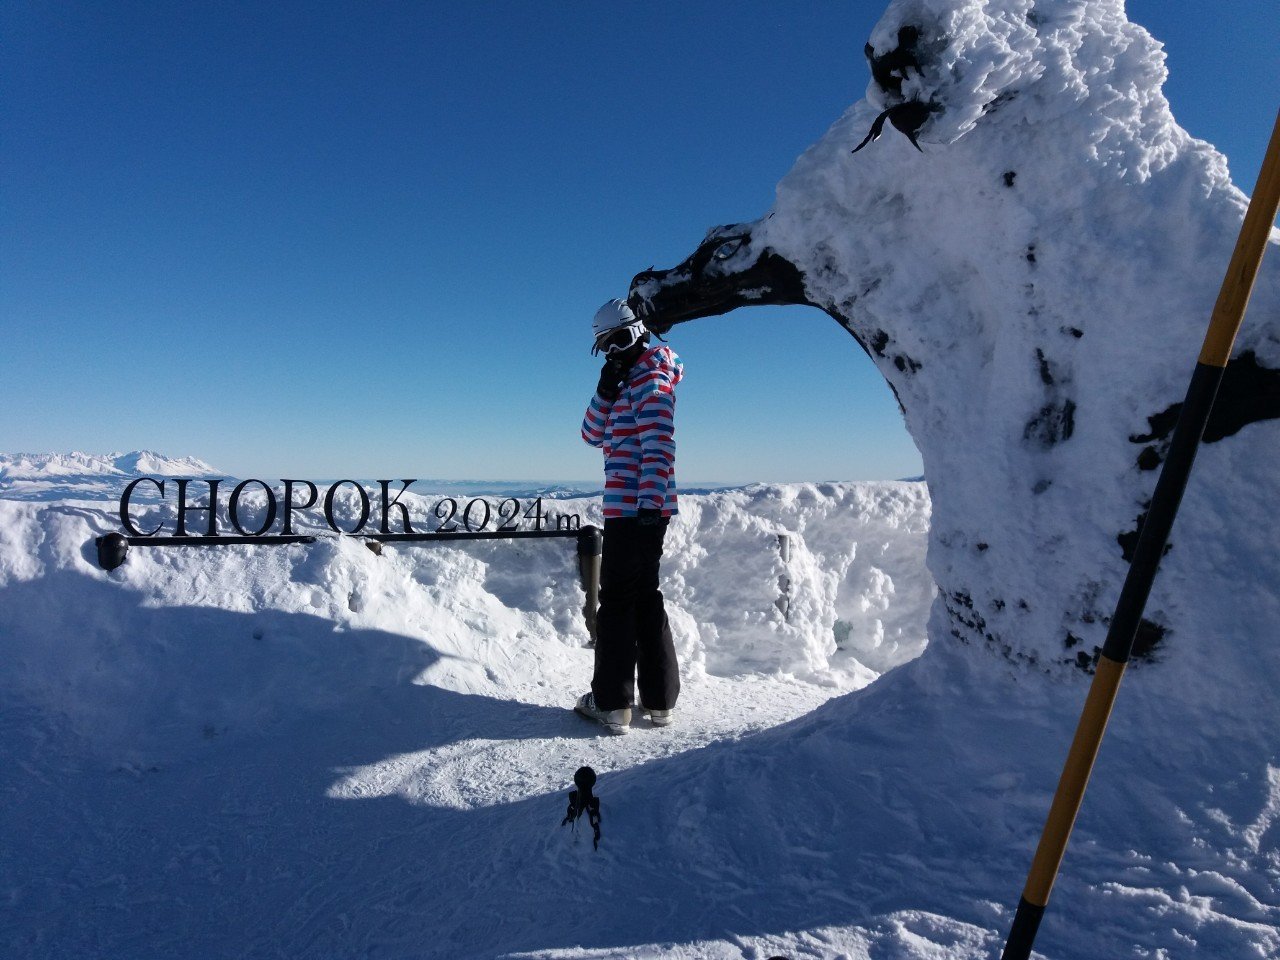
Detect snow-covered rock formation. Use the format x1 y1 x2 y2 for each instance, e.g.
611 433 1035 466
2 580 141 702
631 0 1280 677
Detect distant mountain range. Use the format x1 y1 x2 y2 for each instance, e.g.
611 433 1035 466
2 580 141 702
0 451 920 503
0 451 220 480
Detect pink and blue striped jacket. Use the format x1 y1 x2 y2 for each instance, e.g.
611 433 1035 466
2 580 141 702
581 345 683 518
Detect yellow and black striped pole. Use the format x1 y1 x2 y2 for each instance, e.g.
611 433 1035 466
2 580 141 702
1001 108 1280 960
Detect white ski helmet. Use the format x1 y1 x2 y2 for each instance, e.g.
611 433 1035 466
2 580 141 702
591 298 645 355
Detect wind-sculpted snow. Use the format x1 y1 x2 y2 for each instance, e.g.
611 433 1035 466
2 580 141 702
0 479 930 761
598 4 1280 951
633 0 1280 679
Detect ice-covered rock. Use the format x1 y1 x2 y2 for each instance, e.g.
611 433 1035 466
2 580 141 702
631 0 1279 679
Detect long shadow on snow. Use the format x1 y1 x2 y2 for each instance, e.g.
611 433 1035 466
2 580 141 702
4 571 1272 959
0 567 598 960
352 645 1280 959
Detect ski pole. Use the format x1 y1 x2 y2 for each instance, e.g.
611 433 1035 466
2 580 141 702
1001 107 1280 960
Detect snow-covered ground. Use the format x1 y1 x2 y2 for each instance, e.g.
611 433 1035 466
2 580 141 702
3 452 1276 958
2 453 943 958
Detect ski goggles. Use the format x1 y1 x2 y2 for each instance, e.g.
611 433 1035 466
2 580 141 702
592 321 645 357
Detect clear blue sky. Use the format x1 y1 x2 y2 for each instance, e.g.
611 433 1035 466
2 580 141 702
3 1 1275 482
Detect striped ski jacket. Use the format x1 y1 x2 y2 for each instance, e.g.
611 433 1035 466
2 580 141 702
581 345 683 518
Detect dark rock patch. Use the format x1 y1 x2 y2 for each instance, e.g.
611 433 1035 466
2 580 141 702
1024 399 1076 446
1131 351 1280 454
1132 619 1167 660
865 25 922 98
1117 506 1174 563
1036 348 1054 385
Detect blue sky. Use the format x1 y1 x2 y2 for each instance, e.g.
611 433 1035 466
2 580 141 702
3 1 1276 483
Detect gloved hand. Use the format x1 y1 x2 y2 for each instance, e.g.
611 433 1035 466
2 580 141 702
596 358 625 403
637 507 663 527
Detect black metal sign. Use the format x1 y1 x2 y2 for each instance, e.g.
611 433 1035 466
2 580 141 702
97 477 595 571
95 477 604 642
116 477 581 539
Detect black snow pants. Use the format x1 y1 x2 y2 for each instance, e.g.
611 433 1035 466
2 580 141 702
590 516 680 712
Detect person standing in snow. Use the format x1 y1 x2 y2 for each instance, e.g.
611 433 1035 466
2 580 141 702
575 299 683 734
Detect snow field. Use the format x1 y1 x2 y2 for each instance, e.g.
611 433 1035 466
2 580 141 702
4 461 1276 957
1 467 952 958
0 476 932 764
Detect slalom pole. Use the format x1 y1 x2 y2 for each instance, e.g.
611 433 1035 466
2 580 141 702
1001 108 1280 960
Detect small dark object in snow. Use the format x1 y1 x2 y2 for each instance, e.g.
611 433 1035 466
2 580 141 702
96 532 128 571
1136 446 1162 471
852 100 936 153
1036 348 1053 385
865 24 921 96
1023 399 1075 447
1003 170 1017 187
1132 619 1167 660
561 765 602 850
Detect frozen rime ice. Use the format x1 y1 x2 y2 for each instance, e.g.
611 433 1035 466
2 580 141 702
639 0 1280 678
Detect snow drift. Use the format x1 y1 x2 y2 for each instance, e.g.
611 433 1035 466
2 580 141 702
0 459 931 765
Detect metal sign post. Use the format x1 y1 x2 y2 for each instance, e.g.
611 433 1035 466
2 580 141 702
95 478 605 635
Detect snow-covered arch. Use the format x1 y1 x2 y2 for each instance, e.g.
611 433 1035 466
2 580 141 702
629 0 1280 676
